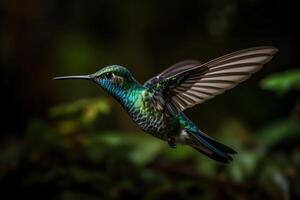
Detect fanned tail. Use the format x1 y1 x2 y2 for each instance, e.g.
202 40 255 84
187 129 237 163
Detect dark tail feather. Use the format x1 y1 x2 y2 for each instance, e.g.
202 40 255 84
193 146 233 163
202 134 237 155
187 130 236 163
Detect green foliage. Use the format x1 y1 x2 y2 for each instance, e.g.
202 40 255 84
50 97 110 125
261 69 300 95
257 119 300 146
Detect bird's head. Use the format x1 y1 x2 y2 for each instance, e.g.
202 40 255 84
53 65 140 97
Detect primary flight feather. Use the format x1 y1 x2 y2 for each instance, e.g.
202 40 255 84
53 46 278 163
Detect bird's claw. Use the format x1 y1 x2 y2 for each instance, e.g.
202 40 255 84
167 137 176 148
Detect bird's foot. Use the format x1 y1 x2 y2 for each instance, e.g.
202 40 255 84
167 137 177 148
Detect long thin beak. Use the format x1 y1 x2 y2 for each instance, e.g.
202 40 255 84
52 75 92 80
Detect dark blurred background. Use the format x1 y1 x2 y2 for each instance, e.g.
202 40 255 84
1 0 299 199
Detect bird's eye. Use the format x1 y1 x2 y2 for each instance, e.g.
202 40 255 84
104 72 113 79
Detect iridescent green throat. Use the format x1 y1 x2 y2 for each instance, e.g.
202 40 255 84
97 76 146 112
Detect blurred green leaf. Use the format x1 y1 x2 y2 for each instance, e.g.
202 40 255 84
195 159 217 177
128 138 165 166
88 132 166 166
49 98 110 126
56 120 80 134
95 132 125 146
163 145 197 161
261 69 300 95
257 119 300 146
50 98 110 117
217 118 251 148
228 151 261 182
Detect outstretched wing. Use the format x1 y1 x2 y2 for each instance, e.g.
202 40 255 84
144 46 278 115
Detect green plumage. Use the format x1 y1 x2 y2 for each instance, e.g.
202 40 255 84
53 46 278 163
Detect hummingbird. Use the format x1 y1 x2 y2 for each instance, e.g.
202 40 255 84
53 46 278 163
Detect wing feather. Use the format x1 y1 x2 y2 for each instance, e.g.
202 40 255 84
144 46 278 115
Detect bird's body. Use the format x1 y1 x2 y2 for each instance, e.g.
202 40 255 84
54 46 278 163
94 71 237 162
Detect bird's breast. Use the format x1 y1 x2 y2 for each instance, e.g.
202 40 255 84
128 106 170 140
124 89 180 140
